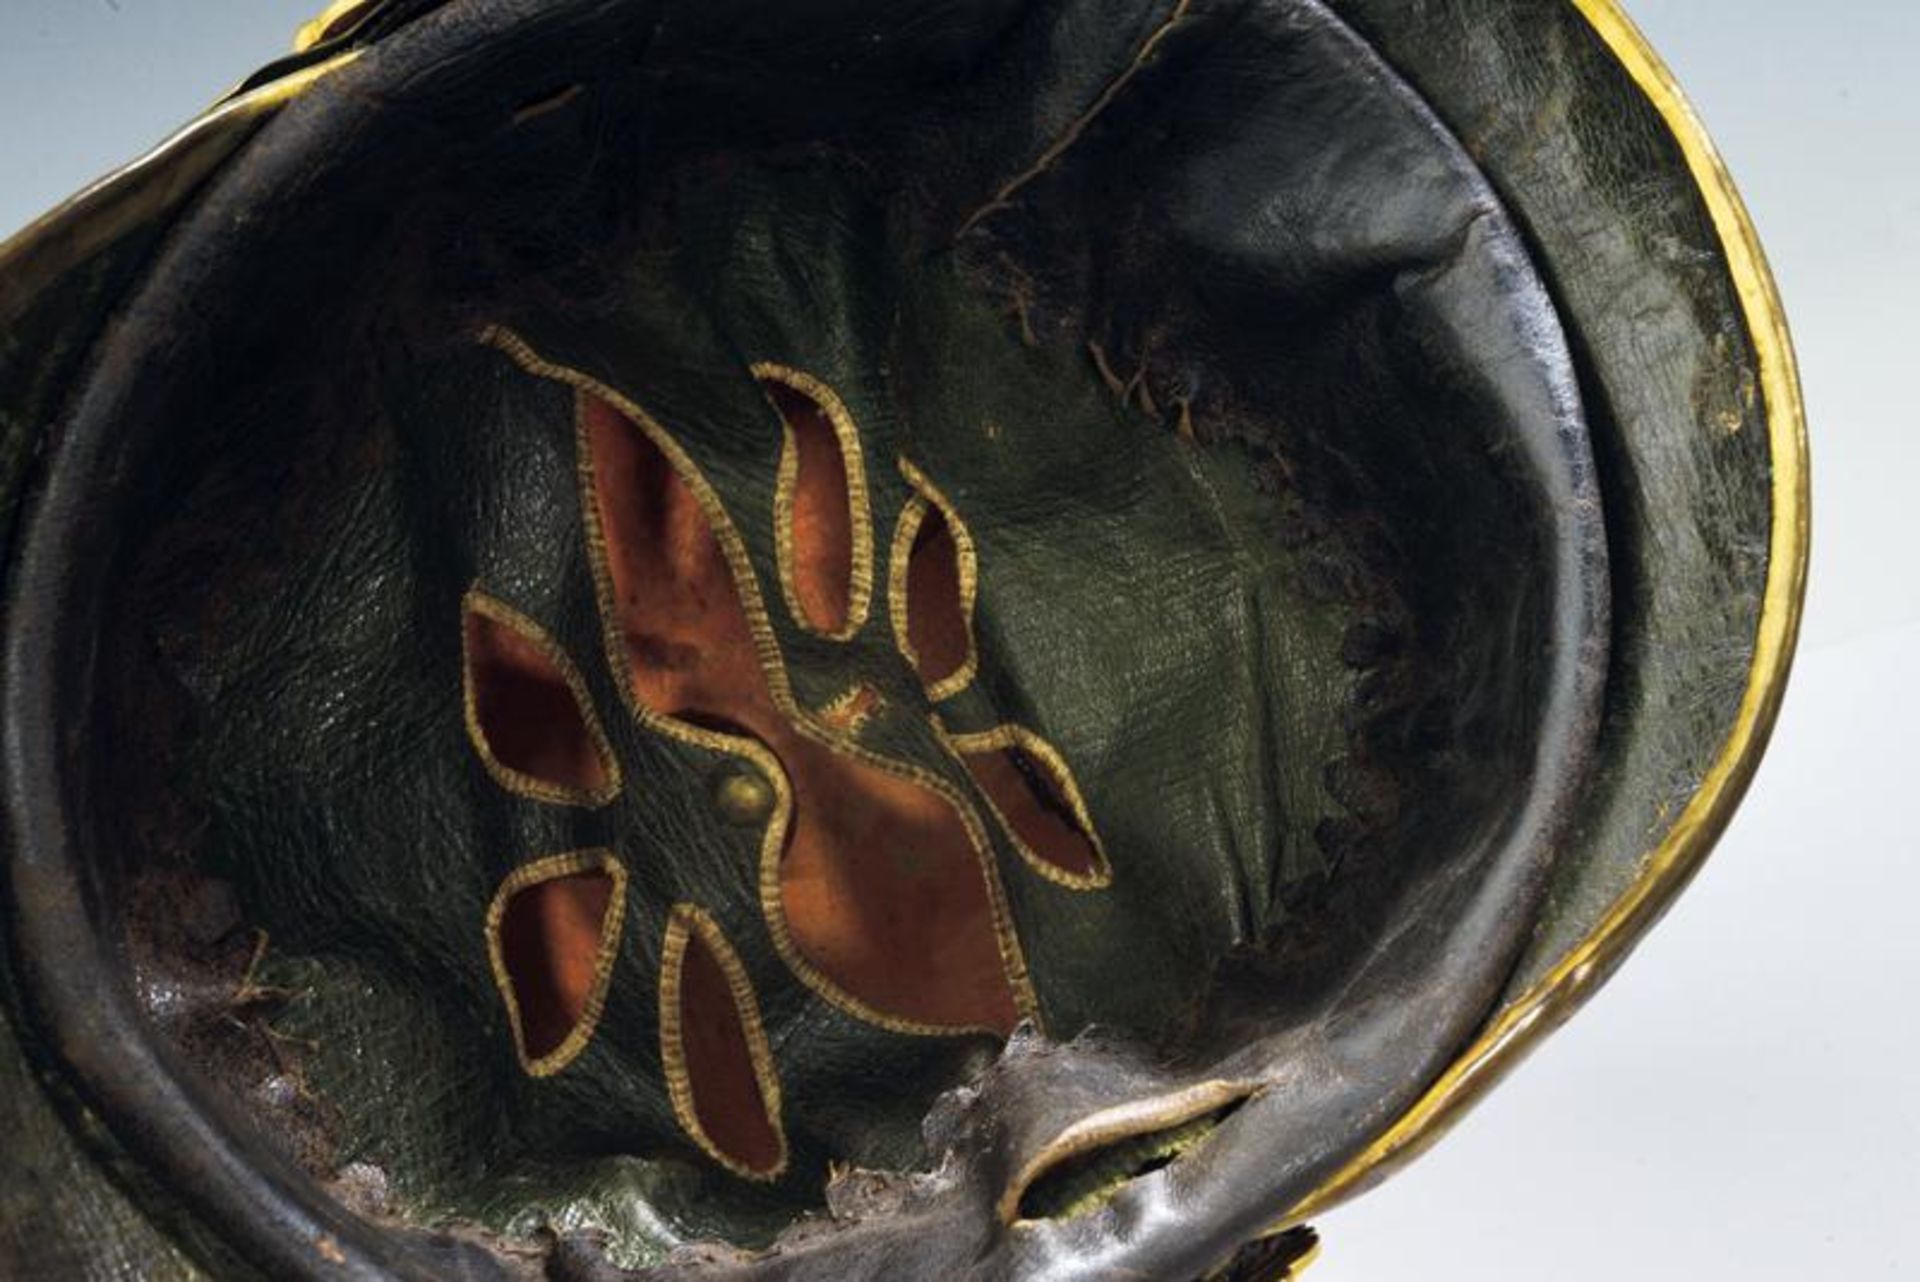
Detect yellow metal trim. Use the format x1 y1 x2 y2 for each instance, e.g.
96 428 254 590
0 51 360 330
0 0 1800 1217
294 0 381 52
1287 0 1810 1221
1281 1238 1323 1280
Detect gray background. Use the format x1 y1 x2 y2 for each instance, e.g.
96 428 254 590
1 2 1912 1277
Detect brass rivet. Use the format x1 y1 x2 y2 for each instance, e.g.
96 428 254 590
712 765 776 827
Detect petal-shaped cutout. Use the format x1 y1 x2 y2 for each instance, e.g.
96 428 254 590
755 364 872 640
890 462 978 701
485 334 1032 1038
948 727 1111 890
661 905 788 1180
463 591 620 806
487 851 627 1076
580 390 770 730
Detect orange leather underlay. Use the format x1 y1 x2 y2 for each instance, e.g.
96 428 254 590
583 392 1018 1034
466 609 610 794
904 502 969 688
675 924 784 1174
959 748 1100 880
766 381 856 636
498 869 615 1060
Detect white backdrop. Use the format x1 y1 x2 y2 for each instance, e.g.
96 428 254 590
2 3 1912 1278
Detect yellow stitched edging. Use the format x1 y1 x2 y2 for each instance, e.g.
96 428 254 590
1285 0 1811 1222
888 459 982 704
485 849 629 1079
940 722 1115 892
769 699 1043 1037
659 903 790 1182
478 327 1039 1038
462 585 623 808
751 362 876 643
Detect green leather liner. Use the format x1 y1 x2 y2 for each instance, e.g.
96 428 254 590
1325 0 1776 1012
0 0 1796 1277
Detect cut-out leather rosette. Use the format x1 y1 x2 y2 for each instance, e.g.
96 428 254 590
0 2 1804 1280
485 328 1048 1043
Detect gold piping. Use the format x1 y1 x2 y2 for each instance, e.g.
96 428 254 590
889 494 933 668
751 362 876 643
659 903 790 1182
940 723 1115 892
1286 0 1810 1221
478 327 1039 1038
461 586 624 808
484 849 629 1079
888 460 982 703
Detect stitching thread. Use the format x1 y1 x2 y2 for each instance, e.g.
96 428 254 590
484 848 629 1078
659 902 790 1182
462 585 624 808
753 361 877 643
955 0 1195 237
938 721 1115 892
888 459 982 704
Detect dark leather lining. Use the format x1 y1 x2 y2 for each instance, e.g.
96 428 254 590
0 0 1701 1277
